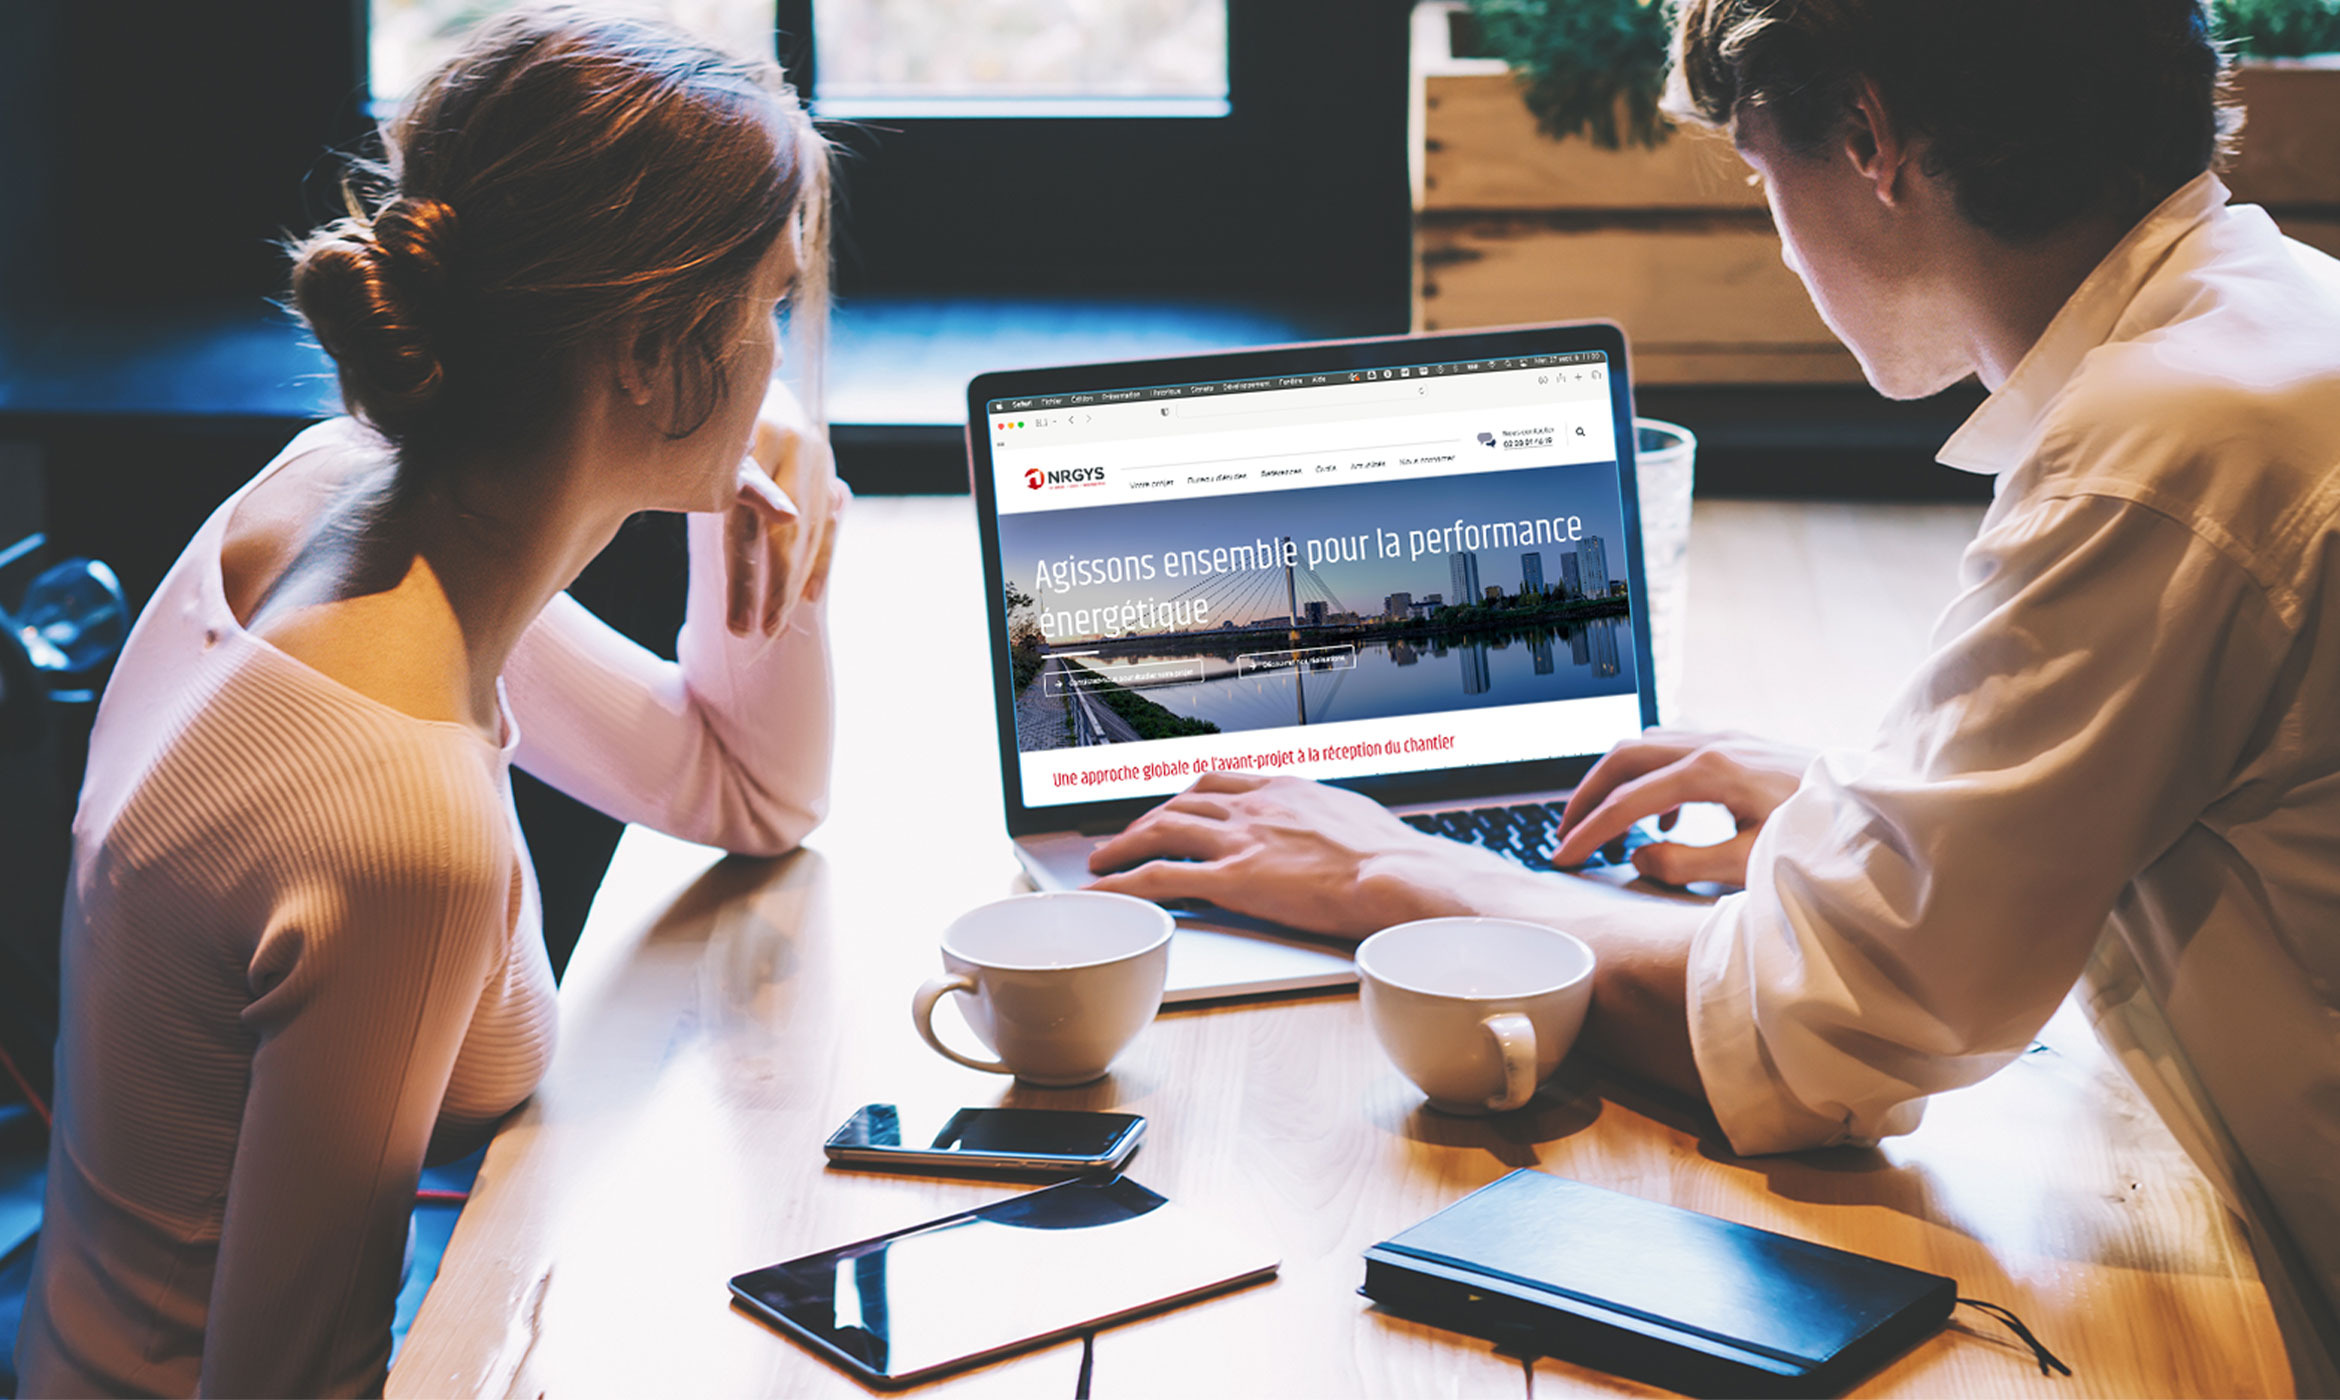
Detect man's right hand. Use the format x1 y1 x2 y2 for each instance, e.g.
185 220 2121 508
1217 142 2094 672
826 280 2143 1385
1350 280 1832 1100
1551 730 1815 886
1083 772 1489 939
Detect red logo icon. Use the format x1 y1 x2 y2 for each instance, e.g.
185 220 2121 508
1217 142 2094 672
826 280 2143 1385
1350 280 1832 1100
1025 468 1046 490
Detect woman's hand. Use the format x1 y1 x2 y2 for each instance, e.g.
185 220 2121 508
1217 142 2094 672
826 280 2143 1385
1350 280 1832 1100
1084 772 1520 939
1550 729 1814 886
727 379 846 637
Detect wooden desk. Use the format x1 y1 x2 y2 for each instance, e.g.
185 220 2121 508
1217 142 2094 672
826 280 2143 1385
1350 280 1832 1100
389 498 2292 1398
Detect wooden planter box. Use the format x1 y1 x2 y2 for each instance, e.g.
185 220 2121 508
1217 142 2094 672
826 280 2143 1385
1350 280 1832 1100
1412 2 2340 386
2227 57 2340 253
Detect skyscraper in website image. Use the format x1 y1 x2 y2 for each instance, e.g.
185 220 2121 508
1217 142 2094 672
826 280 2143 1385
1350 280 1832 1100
1450 551 1481 611
1579 536 1609 597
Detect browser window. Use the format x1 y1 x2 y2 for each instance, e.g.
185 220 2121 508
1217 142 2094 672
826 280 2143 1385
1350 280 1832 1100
988 353 1641 807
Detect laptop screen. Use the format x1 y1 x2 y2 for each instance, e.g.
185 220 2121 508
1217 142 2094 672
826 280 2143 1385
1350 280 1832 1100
975 330 1650 820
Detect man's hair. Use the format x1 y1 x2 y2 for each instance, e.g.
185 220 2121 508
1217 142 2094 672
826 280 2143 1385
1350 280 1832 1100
1666 0 2240 241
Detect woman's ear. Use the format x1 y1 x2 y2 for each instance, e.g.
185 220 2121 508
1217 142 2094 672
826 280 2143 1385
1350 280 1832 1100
613 329 665 410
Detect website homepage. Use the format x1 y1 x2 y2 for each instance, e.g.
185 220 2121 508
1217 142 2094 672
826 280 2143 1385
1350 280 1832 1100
990 354 1641 808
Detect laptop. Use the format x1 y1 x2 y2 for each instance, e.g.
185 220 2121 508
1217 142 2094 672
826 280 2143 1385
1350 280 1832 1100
966 321 1658 1002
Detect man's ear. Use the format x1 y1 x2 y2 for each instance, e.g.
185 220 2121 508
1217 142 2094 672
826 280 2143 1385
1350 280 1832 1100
1842 76 1912 207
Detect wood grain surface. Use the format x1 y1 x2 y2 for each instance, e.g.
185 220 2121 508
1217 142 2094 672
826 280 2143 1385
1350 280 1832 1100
1419 73 1764 213
2227 64 2340 210
1408 32 2339 387
390 496 2292 1399
1415 219 1861 383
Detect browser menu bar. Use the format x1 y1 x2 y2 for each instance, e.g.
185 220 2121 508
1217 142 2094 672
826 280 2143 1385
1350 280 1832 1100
983 351 1609 416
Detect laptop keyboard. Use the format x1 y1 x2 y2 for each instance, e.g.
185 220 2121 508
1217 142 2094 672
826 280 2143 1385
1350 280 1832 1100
1399 802 1653 873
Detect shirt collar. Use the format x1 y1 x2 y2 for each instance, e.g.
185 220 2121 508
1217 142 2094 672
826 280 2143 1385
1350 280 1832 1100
1937 172 2232 476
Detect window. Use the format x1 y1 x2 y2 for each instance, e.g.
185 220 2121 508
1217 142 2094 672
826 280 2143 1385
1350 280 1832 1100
777 0 1411 313
364 0 1408 320
370 0 776 105
373 0 1230 117
811 0 1228 118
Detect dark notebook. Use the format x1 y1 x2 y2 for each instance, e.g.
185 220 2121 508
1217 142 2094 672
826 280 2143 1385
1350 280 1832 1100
1360 1169 1956 1398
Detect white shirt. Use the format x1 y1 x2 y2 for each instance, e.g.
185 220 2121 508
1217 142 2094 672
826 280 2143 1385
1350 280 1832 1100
17 419 835 1398
1687 174 2340 1384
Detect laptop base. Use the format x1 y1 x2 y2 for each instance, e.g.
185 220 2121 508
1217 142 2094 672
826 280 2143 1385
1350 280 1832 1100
1013 831 1361 1003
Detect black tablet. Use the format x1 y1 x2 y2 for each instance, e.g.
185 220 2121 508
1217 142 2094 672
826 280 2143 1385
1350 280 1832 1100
729 1176 1277 1387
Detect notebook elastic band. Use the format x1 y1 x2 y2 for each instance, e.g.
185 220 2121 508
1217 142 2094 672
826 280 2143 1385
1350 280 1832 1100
1958 1297 2072 1377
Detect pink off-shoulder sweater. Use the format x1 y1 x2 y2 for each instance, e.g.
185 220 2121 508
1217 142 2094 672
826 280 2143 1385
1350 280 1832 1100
15 418 834 1398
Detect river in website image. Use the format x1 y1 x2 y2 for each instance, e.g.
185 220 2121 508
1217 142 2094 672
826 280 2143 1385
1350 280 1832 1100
1002 459 1639 750
1062 615 1636 736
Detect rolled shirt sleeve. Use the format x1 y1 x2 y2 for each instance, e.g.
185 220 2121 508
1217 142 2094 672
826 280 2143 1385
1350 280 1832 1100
1690 487 2290 1155
505 508 836 856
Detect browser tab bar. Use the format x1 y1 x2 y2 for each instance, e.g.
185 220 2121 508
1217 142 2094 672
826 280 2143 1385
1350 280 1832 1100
983 350 1609 417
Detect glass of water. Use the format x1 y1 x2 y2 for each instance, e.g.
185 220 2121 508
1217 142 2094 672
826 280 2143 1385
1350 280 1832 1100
1634 419 1697 724
15 558 129 677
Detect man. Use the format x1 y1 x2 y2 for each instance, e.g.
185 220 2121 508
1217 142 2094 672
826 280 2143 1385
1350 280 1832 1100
1088 0 2340 1387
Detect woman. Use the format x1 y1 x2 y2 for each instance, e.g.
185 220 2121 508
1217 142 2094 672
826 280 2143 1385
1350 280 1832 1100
15 10 840 1395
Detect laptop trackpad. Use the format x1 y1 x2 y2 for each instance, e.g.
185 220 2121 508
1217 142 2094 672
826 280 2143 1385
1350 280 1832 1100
1163 918 1358 1003
1015 831 1357 1003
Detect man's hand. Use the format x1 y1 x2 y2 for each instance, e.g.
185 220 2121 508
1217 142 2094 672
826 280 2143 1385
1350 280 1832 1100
1084 773 1515 939
1551 729 1814 886
1086 770 1715 1098
726 379 846 638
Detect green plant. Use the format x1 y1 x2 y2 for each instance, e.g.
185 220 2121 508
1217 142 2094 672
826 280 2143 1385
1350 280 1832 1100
1465 0 1675 150
1005 583 1046 693
1463 0 2340 158
2214 0 2340 57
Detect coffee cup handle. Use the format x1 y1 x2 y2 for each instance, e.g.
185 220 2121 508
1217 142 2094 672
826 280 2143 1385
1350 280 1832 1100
1482 1012 1538 1112
911 974 1012 1075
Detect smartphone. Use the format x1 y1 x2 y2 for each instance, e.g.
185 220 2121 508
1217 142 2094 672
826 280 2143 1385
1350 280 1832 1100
823 1104 1145 1176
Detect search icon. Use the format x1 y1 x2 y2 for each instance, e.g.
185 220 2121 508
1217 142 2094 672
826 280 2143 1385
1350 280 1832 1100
1574 425 1587 437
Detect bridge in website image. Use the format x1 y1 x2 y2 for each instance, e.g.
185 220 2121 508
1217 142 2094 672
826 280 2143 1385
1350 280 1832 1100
1013 534 1633 751
1023 610 1632 753
1040 654 1143 747
1036 533 1627 661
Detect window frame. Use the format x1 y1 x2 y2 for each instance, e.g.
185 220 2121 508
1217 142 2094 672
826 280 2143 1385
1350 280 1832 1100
773 0 1414 315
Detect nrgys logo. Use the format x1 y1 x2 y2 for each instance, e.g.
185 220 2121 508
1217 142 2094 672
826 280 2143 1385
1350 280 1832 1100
1025 465 1107 491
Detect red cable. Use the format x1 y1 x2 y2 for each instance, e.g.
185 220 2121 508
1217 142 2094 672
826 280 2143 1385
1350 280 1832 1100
0 1037 475 1212
0 1038 51 1131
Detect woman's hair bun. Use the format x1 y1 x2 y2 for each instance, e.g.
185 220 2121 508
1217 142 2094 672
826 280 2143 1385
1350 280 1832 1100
287 9 831 454
288 195 462 437
373 195 461 306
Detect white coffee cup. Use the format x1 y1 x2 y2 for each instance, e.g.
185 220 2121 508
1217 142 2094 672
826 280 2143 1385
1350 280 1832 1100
911 890 1173 1086
1356 917 1596 1115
